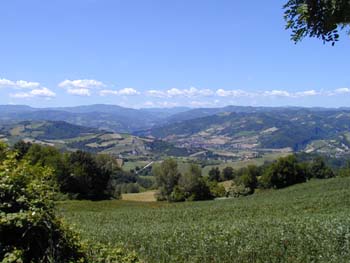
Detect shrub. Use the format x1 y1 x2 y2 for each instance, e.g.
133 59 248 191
0 144 86 262
0 143 140 262
207 181 226 198
309 157 335 179
260 155 307 189
228 183 252 197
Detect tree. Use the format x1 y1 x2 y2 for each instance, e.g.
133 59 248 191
208 167 221 182
284 0 350 44
239 165 259 190
222 166 234 181
24 144 72 194
177 164 213 201
13 140 32 160
230 165 259 197
68 151 110 200
309 157 335 179
260 155 307 189
153 159 181 201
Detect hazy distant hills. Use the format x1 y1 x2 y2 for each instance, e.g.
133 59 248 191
1 104 350 155
0 120 194 157
0 104 190 133
141 109 350 153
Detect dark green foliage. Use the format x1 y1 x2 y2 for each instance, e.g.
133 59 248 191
177 164 213 201
229 165 260 197
24 144 72 194
13 140 31 160
136 176 155 189
0 143 86 262
15 142 157 200
208 167 221 181
284 0 350 44
207 180 226 198
36 121 100 140
153 159 181 201
309 156 335 179
0 142 140 262
145 140 194 157
260 155 307 189
238 165 259 190
154 160 213 202
222 166 234 181
68 151 110 200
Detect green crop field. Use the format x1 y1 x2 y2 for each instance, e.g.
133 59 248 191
58 177 350 263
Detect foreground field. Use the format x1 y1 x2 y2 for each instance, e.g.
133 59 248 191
58 177 350 263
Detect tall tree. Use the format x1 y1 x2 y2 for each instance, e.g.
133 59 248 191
153 159 181 201
284 0 350 44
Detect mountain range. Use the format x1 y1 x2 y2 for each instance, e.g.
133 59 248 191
0 104 350 157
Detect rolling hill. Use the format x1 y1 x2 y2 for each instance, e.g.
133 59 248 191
0 120 194 157
141 109 350 155
0 104 189 133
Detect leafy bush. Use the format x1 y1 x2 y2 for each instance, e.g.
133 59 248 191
260 155 307 189
309 157 335 179
0 142 140 262
207 181 226 198
0 143 86 262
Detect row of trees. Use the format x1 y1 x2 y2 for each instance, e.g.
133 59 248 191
208 155 342 197
13 140 142 200
156 154 347 202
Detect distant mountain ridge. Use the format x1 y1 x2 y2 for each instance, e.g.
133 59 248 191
1 105 350 156
140 109 350 154
0 104 190 133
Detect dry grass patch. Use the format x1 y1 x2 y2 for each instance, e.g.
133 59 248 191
122 191 157 202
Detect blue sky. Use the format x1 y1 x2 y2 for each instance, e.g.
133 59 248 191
0 0 350 108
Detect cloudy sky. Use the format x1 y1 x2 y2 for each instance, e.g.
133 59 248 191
1 0 350 108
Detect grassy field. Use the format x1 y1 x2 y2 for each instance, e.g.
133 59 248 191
122 191 157 202
58 177 350 263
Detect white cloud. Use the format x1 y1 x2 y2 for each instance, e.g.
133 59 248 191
10 87 56 99
263 89 319 98
30 87 56 97
294 90 319 97
143 101 155 107
147 89 166 98
99 88 140 96
147 87 214 98
118 88 140 95
0 78 40 89
67 88 91 96
216 89 251 97
334 88 350 94
263 90 291 97
58 79 105 89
